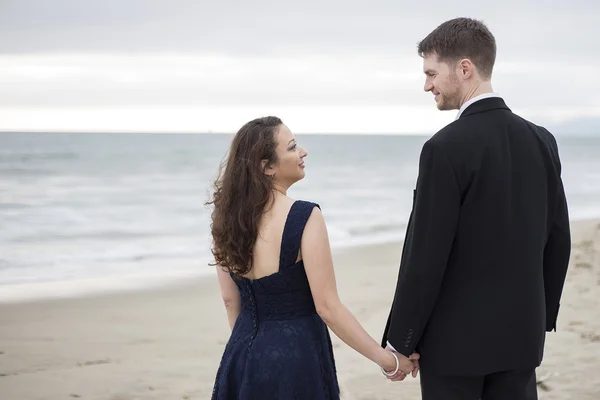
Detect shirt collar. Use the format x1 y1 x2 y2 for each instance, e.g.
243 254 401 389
456 92 502 120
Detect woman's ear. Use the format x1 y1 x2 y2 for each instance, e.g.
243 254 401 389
262 159 275 178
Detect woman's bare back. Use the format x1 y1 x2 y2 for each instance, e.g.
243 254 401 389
243 194 299 280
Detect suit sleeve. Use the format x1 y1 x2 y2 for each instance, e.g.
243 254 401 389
386 139 461 357
543 137 571 332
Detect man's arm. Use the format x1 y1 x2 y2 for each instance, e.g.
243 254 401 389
386 139 461 357
543 137 571 332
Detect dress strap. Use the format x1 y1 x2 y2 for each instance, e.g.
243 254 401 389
278 200 320 270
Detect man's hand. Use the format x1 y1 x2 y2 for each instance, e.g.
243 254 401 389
408 353 420 377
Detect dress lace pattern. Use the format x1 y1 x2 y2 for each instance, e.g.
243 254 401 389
211 201 340 400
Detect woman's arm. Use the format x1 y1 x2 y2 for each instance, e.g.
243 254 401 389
301 207 414 375
216 265 241 330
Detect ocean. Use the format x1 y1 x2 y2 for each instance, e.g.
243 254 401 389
1 132 599 301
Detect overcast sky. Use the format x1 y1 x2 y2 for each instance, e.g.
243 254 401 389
1 0 598 133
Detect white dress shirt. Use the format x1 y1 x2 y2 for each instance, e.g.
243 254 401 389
455 92 502 120
386 92 502 354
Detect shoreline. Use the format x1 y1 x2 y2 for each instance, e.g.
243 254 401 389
0 234 411 305
1 215 598 305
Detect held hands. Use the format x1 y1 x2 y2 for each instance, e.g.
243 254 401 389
380 346 420 382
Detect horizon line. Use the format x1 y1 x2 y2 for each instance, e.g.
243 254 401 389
0 130 596 137
0 130 434 136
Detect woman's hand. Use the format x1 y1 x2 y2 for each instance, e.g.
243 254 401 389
379 349 414 375
381 351 420 381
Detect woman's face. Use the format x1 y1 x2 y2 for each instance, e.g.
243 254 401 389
267 124 308 187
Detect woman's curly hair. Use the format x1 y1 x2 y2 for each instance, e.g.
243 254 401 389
206 116 282 276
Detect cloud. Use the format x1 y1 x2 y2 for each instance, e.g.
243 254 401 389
2 0 599 61
0 54 594 108
0 53 423 107
0 105 458 134
0 0 598 133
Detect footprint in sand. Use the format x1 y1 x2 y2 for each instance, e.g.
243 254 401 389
77 358 112 367
580 331 600 343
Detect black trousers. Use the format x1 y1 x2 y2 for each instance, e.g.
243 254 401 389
420 368 538 400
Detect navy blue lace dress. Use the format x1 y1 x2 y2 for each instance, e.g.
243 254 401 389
212 200 340 400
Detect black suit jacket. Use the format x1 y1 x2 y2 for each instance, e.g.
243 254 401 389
381 97 571 376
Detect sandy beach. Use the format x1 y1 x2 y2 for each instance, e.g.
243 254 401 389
1 218 599 400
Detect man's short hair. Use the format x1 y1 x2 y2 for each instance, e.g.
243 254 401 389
418 17 496 79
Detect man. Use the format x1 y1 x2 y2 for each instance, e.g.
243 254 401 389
381 17 571 400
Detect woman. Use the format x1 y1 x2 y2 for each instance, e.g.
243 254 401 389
208 116 416 399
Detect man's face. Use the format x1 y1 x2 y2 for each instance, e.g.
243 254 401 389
422 54 462 111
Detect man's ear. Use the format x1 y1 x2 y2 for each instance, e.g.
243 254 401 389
459 58 474 79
